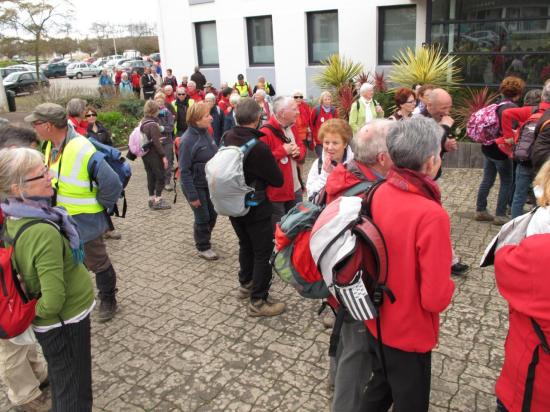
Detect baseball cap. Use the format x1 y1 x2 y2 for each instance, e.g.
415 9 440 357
24 103 67 124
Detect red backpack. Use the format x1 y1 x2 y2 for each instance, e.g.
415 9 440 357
0 220 48 339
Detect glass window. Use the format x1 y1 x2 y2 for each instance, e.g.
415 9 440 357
307 10 338 65
20 73 32 81
247 16 274 65
379 6 416 64
195 21 219 67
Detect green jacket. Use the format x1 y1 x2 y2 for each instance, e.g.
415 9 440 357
348 99 385 135
6 217 94 327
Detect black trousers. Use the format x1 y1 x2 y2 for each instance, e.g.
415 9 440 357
142 151 165 197
361 328 432 412
188 187 217 251
229 214 274 301
36 316 92 412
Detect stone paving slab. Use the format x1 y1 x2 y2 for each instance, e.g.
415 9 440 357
1 161 509 412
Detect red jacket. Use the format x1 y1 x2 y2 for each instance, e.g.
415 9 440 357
218 98 231 115
310 104 338 146
366 182 455 352
187 89 204 102
294 102 311 142
131 73 141 88
494 235 550 412
260 116 306 202
501 102 550 139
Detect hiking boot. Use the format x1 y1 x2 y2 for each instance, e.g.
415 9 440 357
474 210 494 222
15 391 51 412
151 199 171 210
164 184 174 192
237 281 253 299
493 215 510 226
97 298 118 323
104 230 121 240
248 299 286 317
198 249 219 261
451 262 469 277
148 199 154 209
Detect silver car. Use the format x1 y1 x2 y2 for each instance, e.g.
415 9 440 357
66 62 100 79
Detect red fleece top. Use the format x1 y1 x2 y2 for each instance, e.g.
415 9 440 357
501 102 550 139
494 234 550 412
366 182 455 353
310 105 339 146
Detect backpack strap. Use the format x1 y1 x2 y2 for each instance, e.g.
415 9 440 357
522 318 549 412
260 124 291 143
329 308 347 357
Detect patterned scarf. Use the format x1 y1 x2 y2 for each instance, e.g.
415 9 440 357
386 166 441 205
1 197 84 263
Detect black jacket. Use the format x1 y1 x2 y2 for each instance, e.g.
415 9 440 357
140 74 156 92
223 126 284 220
190 71 207 90
87 121 112 146
531 108 550 173
210 106 225 146
173 97 191 135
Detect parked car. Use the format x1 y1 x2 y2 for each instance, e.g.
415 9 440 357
40 62 68 78
120 59 153 75
0 66 27 79
66 62 100 79
8 64 37 72
3 71 50 95
462 30 500 48
113 58 132 71
148 52 161 63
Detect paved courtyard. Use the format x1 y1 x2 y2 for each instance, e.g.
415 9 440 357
1 162 509 412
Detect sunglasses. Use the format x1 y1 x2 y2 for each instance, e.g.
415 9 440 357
85 113 97 118
24 166 49 183
293 96 303 99
177 93 186 96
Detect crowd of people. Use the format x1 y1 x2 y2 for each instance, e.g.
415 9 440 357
0 66 549 412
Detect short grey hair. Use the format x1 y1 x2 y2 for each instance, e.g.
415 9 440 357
229 94 241 106
235 97 262 125
176 87 186 94
524 89 542 106
352 120 392 165
163 85 173 93
360 83 374 94
254 89 266 98
257 76 265 82
542 81 550 103
387 117 442 171
272 96 293 115
187 80 196 88
205 93 216 102
66 98 86 117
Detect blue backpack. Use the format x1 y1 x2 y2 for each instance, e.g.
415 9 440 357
87 138 132 217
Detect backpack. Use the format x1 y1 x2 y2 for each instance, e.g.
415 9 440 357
467 101 509 144
513 106 545 163
128 120 157 158
0 220 56 339
88 137 132 218
205 138 259 217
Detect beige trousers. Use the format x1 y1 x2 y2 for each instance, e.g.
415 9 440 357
0 340 47 405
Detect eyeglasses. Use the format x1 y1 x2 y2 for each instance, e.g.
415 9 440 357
405 99 416 104
293 96 303 99
85 113 96 118
24 166 49 183
177 93 186 96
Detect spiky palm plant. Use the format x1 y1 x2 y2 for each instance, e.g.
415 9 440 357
373 72 387 92
388 45 461 90
314 54 364 92
336 84 355 121
452 87 499 133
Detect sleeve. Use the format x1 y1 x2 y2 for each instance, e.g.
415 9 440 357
16 227 66 319
501 107 529 139
440 125 451 153
295 129 306 162
260 132 287 161
95 160 123 209
416 211 455 313
306 159 329 196
178 136 199 201
269 83 276 96
144 123 165 156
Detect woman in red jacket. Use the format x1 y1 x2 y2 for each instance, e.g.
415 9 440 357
494 160 550 412
310 91 338 157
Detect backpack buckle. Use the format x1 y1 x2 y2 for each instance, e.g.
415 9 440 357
373 288 383 306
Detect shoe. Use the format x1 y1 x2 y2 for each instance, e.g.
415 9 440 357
321 312 335 329
198 249 219 261
248 299 286 317
164 184 173 192
451 262 469 277
237 281 253 299
493 215 510 226
15 391 51 412
104 230 121 240
151 199 171 210
148 199 154 209
97 298 118 323
474 210 494 222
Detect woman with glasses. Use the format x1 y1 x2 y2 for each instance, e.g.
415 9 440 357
85 108 112 146
388 88 416 121
292 90 311 149
0 147 95 411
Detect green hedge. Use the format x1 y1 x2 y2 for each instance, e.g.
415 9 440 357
96 110 139 146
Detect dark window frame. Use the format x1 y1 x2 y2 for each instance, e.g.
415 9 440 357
195 20 219 68
246 15 275 66
378 5 417 65
306 9 339 66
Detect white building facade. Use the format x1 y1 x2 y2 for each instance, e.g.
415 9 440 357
156 0 426 99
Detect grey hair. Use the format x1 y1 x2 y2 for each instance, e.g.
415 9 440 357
0 147 44 200
187 80 196 88
163 85 173 92
66 98 86 117
524 89 542 106
272 96 293 115
359 83 374 94
229 94 241 106
542 81 550 103
205 93 216 102
235 97 262 125
352 120 392 165
257 76 265 82
254 89 266 98
387 117 442 171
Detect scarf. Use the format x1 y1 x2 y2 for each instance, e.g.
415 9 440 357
1 197 84 263
322 105 332 113
386 166 441 205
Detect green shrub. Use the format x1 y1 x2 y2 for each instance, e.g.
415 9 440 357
117 98 144 118
97 111 139 146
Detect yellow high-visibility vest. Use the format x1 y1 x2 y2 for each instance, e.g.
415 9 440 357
234 82 249 97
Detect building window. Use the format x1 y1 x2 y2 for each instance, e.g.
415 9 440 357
307 10 338 65
247 16 274 65
378 6 416 65
195 21 219 67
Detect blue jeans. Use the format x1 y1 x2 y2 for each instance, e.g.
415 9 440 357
511 163 534 218
476 155 513 217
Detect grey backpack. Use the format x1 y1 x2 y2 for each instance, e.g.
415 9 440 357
205 138 258 217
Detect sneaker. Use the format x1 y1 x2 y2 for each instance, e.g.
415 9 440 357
248 299 286 317
148 199 154 209
451 262 469 277
15 391 51 412
164 184 174 192
198 249 219 261
474 210 494 222
493 215 510 226
104 230 121 240
151 199 171 210
97 299 118 323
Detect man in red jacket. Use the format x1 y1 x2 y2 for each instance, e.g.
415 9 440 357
260 96 306 229
363 117 455 411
